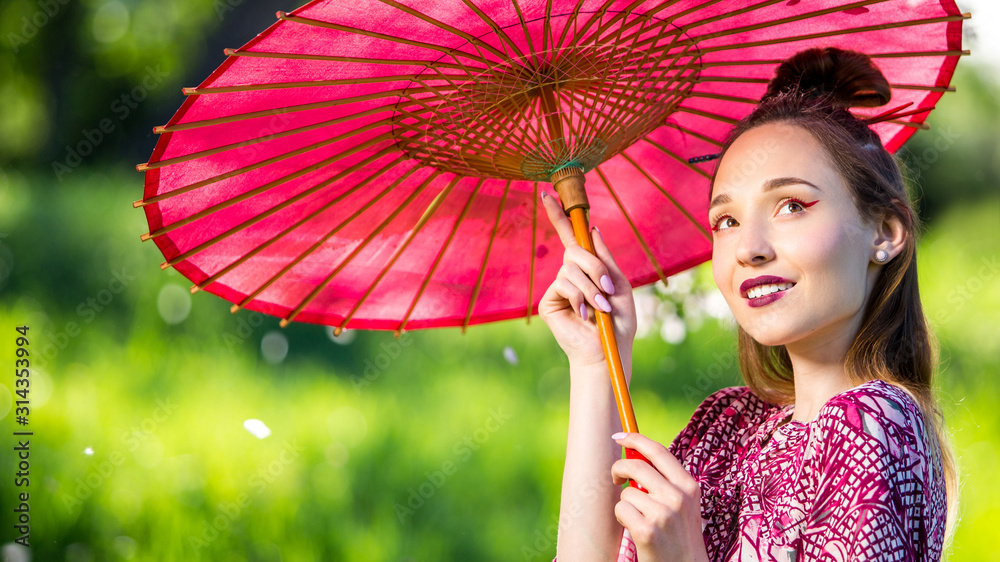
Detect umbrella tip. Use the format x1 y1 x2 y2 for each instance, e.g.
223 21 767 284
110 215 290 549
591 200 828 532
140 232 152 241
393 329 402 339
136 163 148 172
334 327 344 337
132 199 144 208
276 11 288 20
190 285 201 294
279 318 290 328
224 48 236 56
230 304 241 314
153 125 166 134
159 261 170 270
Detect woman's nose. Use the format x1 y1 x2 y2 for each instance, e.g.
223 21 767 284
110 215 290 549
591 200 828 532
735 222 775 266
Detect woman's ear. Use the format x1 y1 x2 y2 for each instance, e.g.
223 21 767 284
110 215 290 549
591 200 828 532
871 203 908 261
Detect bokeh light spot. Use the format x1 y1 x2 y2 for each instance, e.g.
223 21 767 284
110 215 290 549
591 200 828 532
157 284 191 325
260 331 288 364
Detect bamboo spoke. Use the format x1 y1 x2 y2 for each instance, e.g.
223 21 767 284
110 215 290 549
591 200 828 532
661 120 723 147
153 87 434 134
233 169 442 314
397 178 485 333
460 0 528 61
162 153 406 269
593 166 668 285
527 181 538 324
138 110 394 175
192 158 413 293
692 12 971 56
184 74 459 96
376 0 510 62
639 137 713 182
463 180 512 333
222 48 486 73
293 174 462 328
277 12 495 68
142 134 396 240
619 151 711 240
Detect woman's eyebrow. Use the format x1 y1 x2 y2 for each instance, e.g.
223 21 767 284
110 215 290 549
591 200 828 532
709 177 820 211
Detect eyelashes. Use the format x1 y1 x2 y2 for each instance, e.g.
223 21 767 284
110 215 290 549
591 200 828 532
710 197 819 232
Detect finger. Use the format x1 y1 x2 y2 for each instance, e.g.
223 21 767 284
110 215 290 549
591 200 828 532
564 246 615 301
549 277 588 319
591 226 630 292
621 482 684 517
612 433 693 489
611 458 668 493
561 262 611 314
540 191 578 250
614 500 651 544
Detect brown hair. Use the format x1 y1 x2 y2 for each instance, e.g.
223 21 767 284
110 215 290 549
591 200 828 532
710 46 958 540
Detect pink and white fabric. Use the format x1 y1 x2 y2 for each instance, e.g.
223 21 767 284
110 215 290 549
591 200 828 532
554 379 946 561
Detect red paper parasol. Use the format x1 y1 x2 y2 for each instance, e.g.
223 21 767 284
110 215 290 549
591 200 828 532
135 0 967 492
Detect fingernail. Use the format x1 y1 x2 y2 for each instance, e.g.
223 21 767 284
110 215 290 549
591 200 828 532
593 226 602 237
595 294 612 313
579 302 587 321
611 432 627 440
600 274 615 295
540 191 548 200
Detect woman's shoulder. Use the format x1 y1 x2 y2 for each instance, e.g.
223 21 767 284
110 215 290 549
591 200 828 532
810 379 932 464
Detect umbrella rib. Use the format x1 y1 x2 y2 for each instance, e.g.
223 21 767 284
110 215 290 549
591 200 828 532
222 48 486 73
192 157 413 293
554 0 588 54
277 12 496 68
527 181 538 324
374 0 509 62
675 106 738 125
619 152 712 241
669 50 970 71
142 134 396 240
633 0 886 53
460 0 528 62
601 23 692 136
661 120 723 148
396 178 485 334
230 167 436 314
687 91 759 105
161 152 406 269
593 166 668 286
138 110 394 174
691 12 971 55
639 137 714 183
509 0 539 68
462 180 513 333
183 74 459 95
296 174 463 328
154 87 434 134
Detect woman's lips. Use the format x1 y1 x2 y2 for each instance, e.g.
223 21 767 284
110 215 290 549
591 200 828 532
746 284 793 308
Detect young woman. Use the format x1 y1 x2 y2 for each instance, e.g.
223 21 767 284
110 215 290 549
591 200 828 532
539 47 956 562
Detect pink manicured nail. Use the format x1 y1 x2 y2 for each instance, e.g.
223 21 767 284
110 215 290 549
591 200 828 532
611 432 627 440
579 302 587 321
540 191 548 200
600 274 615 295
595 294 612 313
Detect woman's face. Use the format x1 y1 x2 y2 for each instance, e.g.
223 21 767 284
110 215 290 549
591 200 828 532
709 122 878 350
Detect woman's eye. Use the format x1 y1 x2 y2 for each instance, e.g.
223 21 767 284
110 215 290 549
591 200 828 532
713 216 738 231
778 199 816 215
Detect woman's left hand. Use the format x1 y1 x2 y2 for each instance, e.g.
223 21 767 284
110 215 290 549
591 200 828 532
611 433 710 562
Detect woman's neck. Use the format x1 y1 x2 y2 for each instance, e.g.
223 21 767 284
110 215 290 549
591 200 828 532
784 323 858 423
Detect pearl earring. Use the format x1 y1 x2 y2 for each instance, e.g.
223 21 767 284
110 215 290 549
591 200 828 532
874 249 889 263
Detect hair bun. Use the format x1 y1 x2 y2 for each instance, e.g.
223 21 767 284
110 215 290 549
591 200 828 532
763 47 890 109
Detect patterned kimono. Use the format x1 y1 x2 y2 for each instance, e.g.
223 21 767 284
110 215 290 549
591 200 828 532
554 379 947 561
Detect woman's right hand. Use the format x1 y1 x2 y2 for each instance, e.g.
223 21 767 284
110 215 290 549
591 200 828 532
537 190 637 370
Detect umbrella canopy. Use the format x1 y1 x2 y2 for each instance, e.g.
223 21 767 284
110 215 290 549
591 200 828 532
137 0 967 334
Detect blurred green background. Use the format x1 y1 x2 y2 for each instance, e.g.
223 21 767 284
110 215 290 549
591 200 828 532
0 0 998 560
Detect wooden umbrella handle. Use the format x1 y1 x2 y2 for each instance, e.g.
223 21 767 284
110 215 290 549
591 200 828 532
553 167 651 493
